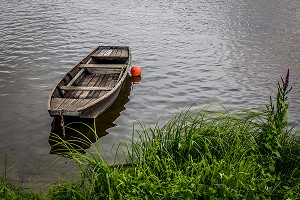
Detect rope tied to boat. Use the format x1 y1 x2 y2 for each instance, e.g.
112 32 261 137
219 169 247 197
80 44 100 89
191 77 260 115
60 110 65 138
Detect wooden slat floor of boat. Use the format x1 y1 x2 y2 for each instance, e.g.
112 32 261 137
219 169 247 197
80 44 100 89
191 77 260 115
75 75 98 99
51 98 82 111
86 74 105 98
95 74 116 98
57 98 77 110
64 99 82 111
91 74 115 98
52 75 115 111
103 74 118 96
69 99 96 112
90 74 109 98
71 74 96 99
51 98 66 110
82 75 118 108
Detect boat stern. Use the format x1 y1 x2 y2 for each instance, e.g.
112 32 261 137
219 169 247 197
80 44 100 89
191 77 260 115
48 109 81 117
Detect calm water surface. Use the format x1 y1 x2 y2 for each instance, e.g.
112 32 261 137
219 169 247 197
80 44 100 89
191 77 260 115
1 0 300 189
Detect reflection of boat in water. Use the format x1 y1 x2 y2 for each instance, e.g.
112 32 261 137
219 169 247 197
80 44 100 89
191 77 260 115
48 75 132 155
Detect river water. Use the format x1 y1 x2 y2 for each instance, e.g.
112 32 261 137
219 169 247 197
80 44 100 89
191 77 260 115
0 0 300 189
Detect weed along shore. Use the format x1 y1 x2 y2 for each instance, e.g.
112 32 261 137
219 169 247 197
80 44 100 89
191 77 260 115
1 70 300 199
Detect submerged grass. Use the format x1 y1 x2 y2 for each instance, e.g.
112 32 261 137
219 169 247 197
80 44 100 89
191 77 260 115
1 70 300 199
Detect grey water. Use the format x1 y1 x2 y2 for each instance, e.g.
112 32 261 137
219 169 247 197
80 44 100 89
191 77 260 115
1 0 300 189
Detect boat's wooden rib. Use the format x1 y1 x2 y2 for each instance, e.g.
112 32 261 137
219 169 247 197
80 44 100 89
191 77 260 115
48 46 131 118
67 68 85 87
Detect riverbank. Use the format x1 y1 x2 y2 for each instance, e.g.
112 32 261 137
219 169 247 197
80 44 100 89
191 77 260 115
1 72 300 199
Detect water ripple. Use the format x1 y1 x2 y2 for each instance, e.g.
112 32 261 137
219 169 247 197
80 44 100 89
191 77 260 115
1 0 300 188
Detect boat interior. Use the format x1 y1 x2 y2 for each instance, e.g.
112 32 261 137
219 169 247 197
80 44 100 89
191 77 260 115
49 47 129 113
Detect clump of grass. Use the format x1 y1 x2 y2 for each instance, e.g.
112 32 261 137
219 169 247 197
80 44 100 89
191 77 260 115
0 182 43 200
47 70 300 199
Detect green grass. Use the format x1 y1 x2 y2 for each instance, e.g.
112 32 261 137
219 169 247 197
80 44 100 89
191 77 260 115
0 182 43 200
1 70 300 199
47 111 299 199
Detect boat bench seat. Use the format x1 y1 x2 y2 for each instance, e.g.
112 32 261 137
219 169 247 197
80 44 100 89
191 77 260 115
91 49 128 59
91 55 128 60
79 64 126 69
60 86 113 91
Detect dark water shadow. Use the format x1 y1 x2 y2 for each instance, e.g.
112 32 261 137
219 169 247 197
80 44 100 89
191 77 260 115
48 75 132 155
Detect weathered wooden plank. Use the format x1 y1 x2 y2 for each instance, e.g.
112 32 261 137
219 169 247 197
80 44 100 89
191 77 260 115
120 49 129 58
67 68 85 86
97 49 107 56
79 64 126 69
102 74 118 96
92 74 110 98
78 74 103 99
51 98 66 110
71 74 95 99
91 48 128 59
61 86 113 91
97 75 115 97
82 97 99 109
58 99 77 110
69 99 92 112
116 49 122 57
90 69 121 74
110 49 118 57
91 48 101 57
91 55 128 60
86 74 105 98
116 69 124 82
97 49 113 57
63 99 81 110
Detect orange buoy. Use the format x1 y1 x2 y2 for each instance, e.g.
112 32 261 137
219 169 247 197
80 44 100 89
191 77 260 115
130 66 142 77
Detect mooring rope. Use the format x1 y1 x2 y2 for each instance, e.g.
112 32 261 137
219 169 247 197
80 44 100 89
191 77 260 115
60 110 65 138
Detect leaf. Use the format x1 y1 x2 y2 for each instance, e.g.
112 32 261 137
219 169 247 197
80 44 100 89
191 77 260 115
269 163 275 173
273 150 281 158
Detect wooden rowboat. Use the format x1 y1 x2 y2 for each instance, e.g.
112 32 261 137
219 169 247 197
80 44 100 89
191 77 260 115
48 46 131 118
